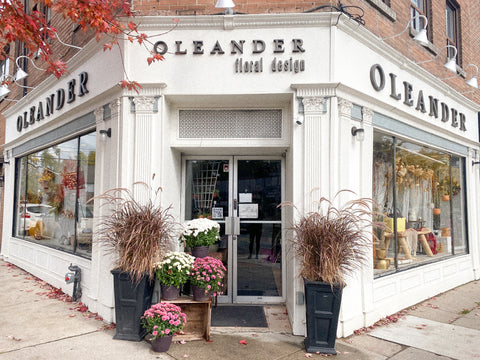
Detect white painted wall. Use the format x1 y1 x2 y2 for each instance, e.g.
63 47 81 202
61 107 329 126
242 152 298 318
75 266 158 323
2 13 479 335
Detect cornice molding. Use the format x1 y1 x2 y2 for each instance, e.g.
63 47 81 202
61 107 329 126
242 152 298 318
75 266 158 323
136 13 335 31
291 83 339 98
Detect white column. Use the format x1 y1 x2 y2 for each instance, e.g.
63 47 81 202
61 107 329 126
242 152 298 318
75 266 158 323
127 96 159 202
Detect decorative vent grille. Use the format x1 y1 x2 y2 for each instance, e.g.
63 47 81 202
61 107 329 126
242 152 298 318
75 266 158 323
179 110 282 139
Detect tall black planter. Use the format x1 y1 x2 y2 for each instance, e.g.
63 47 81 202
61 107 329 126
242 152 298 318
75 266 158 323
304 280 343 354
111 269 154 341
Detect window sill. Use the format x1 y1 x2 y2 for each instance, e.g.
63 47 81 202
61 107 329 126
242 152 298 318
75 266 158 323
365 0 396 21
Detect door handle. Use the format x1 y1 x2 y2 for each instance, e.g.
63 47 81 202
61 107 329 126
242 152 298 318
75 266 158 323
225 217 241 235
233 216 240 235
225 217 232 235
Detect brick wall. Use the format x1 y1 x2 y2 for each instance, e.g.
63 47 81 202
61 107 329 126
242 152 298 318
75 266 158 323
2 0 480 105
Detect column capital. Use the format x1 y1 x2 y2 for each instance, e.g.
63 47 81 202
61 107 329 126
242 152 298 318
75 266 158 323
338 98 353 117
362 107 374 125
93 107 104 124
131 96 158 113
302 96 326 113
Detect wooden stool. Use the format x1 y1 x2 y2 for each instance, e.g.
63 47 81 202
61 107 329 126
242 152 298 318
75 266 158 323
417 229 434 256
396 231 412 259
383 232 412 260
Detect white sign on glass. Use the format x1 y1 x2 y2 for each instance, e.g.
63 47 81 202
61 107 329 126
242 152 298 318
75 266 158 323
238 203 258 218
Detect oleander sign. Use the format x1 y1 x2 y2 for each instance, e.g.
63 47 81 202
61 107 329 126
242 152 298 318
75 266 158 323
370 64 467 132
153 38 306 74
16 72 89 133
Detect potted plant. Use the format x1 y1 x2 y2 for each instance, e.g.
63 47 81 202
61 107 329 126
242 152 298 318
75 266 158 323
181 218 220 258
285 191 376 354
189 256 226 301
156 251 195 300
95 182 177 341
141 302 187 352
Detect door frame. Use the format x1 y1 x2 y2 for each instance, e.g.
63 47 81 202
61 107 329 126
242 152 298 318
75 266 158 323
181 155 286 304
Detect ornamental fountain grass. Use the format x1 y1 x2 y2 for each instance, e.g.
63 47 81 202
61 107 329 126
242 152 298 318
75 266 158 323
94 181 178 341
282 190 381 354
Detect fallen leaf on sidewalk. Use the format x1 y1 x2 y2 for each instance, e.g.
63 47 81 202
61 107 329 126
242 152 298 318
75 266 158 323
304 354 312 358
183 355 189 358
6 335 21 341
239 339 248 345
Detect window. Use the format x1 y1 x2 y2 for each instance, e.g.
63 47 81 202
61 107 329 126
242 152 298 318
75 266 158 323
411 0 430 37
1 45 10 83
446 0 461 64
373 132 467 276
14 132 96 258
0 58 9 81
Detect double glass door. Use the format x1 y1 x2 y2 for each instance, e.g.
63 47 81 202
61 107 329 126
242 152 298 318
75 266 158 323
184 157 284 303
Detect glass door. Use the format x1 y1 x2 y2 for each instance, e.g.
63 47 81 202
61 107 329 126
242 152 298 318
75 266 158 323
183 157 284 303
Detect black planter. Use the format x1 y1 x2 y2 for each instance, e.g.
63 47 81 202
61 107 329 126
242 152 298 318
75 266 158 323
111 269 154 341
304 280 343 354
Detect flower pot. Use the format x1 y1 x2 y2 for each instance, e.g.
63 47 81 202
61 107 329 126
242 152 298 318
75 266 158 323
111 269 154 341
433 208 441 215
192 285 210 301
191 246 209 258
441 195 450 201
151 335 173 352
160 285 180 301
304 281 343 354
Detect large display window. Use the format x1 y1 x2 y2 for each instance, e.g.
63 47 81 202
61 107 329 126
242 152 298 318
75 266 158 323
373 131 467 275
14 132 96 258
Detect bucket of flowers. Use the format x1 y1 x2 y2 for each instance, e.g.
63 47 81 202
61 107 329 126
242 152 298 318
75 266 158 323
181 218 220 258
189 256 226 301
156 251 195 301
141 302 187 352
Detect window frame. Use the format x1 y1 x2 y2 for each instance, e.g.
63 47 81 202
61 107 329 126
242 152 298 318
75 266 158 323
410 0 432 41
372 130 469 278
13 131 96 259
446 0 461 66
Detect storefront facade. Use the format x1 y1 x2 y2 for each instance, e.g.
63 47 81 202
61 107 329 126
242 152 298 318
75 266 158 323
2 13 479 337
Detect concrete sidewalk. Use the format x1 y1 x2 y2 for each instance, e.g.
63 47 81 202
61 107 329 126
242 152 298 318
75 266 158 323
1 259 479 359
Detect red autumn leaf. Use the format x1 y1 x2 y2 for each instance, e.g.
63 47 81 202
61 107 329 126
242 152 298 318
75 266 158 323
0 0 138 80
128 21 137 31
239 339 248 345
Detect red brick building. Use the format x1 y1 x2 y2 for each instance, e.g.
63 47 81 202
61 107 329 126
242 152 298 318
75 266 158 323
1 0 479 340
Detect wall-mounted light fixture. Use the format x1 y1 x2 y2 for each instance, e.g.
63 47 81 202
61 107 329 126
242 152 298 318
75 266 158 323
417 45 458 73
14 55 46 82
442 63 479 90
382 14 429 46
99 128 111 140
296 97 304 125
0 85 11 101
465 64 479 89
473 161 480 166
215 0 235 14
351 126 365 142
